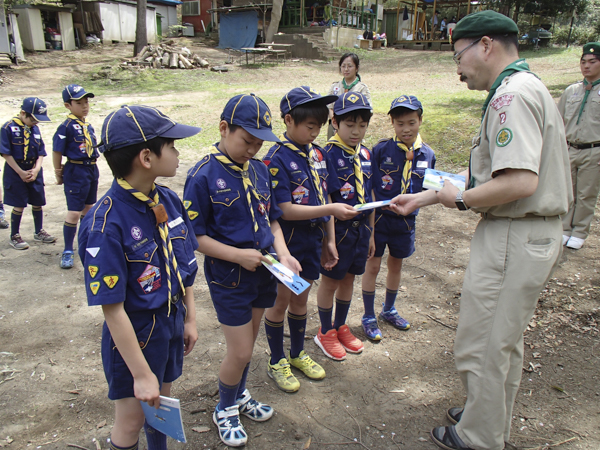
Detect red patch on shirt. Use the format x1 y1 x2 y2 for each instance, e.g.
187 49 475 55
263 159 271 166
490 94 514 111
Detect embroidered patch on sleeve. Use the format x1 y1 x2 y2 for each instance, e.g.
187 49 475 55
490 94 514 111
88 265 99 278
496 128 513 147
103 275 119 289
183 200 192 210
272 180 279 188
269 168 279 177
187 210 199 220
499 112 507 124
90 281 100 295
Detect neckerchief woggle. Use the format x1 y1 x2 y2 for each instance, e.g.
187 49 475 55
327 133 365 204
469 59 531 189
116 178 185 317
279 134 326 206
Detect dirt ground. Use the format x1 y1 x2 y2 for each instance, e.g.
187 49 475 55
0 40 599 450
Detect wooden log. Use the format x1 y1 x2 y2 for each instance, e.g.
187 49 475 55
152 58 160 69
136 45 148 58
178 54 193 69
161 52 170 66
169 52 178 68
178 60 185 69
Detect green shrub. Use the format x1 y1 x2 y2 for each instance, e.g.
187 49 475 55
552 25 599 45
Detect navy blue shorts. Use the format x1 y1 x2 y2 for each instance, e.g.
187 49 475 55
281 221 325 281
373 213 416 259
3 162 46 207
101 300 186 400
320 219 372 281
63 162 99 211
205 256 277 326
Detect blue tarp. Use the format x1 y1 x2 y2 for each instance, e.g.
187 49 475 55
217 11 258 50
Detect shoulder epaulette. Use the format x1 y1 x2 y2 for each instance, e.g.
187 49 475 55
155 182 172 191
91 196 113 233
266 143 283 158
189 154 211 177
376 137 392 145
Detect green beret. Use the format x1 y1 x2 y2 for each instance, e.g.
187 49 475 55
452 10 519 43
583 42 600 56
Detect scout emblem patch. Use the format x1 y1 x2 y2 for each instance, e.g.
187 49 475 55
491 94 514 111
340 182 355 200
292 186 310 204
496 128 513 147
103 275 119 289
187 210 199 220
138 264 162 293
183 200 192 210
270 168 279 177
90 281 100 295
88 265 99 278
382 174 393 190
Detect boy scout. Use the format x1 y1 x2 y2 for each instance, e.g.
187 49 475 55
183 94 301 447
79 105 201 450
263 86 358 393
0 97 56 250
53 84 98 268
389 11 571 450
559 42 600 250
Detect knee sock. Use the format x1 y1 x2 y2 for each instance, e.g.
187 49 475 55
236 362 250 399
10 210 23 237
287 311 307 359
218 378 240 410
362 290 376 317
265 318 285 364
144 419 167 450
110 439 138 450
384 289 398 312
318 305 333 333
333 298 351 330
63 222 77 252
32 206 43 234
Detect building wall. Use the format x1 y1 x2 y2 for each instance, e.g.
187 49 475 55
181 0 211 34
151 4 178 36
323 26 361 49
98 2 157 43
15 8 45 51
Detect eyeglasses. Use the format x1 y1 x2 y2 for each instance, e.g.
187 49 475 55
341 64 356 70
453 37 482 65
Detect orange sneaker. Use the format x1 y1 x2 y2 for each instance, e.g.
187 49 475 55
337 325 364 354
314 328 346 361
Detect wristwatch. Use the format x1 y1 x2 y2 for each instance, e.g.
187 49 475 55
455 191 470 211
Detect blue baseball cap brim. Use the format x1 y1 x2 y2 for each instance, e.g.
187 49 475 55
286 94 339 113
243 126 280 143
160 123 202 140
32 111 51 122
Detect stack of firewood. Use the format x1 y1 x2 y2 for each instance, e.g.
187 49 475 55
129 42 209 69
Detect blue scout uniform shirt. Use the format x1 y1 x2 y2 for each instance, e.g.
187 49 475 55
53 116 99 161
78 180 199 312
183 149 283 250
324 142 373 221
0 118 46 167
372 137 436 217
263 135 330 226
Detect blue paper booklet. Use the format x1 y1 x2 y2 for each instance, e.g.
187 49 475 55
354 199 392 211
423 169 466 192
141 396 186 443
262 253 310 295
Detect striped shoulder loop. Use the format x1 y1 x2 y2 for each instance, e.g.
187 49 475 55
91 196 113 233
189 154 211 178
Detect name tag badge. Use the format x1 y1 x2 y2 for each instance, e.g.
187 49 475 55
168 216 184 229
416 161 428 168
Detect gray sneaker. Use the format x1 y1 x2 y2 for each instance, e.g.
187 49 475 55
33 229 57 243
10 234 29 250
0 209 8 229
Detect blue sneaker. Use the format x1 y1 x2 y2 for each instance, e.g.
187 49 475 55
361 315 382 341
0 209 8 229
379 305 410 330
236 389 274 421
60 251 74 269
213 404 247 447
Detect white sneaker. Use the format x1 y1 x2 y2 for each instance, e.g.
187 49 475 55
566 236 585 249
562 235 570 246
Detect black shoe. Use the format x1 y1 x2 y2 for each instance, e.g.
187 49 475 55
430 426 473 450
447 407 463 425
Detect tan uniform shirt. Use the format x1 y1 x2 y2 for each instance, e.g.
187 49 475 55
557 81 600 144
328 80 372 107
470 71 572 217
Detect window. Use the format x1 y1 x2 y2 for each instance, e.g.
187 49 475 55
182 1 200 16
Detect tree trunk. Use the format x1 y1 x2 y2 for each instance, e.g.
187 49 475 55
134 0 148 57
266 0 284 43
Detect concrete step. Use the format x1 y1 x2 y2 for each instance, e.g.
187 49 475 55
272 31 341 60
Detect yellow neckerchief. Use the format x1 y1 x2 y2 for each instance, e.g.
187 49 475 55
211 145 261 232
12 117 30 160
394 134 422 194
68 113 94 158
116 178 185 317
327 133 365 204
279 134 325 206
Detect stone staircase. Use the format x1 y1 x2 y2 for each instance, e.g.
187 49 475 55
272 28 342 61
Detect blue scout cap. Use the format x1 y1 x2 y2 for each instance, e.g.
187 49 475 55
99 105 201 153
388 95 423 114
62 84 95 103
21 97 51 122
333 92 372 116
280 86 338 116
221 93 279 142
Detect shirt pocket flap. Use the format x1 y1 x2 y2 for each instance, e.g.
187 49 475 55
125 240 159 263
169 219 188 241
210 191 241 207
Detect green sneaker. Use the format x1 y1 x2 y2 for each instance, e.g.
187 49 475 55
267 357 300 393
289 350 326 380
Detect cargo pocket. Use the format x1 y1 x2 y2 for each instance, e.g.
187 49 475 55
208 257 241 289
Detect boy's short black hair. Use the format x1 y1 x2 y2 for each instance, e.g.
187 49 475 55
226 123 242 133
333 109 373 126
103 137 171 179
284 103 329 126
23 112 35 121
390 107 423 120
64 100 73 105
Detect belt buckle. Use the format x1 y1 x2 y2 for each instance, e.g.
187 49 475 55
352 220 360 228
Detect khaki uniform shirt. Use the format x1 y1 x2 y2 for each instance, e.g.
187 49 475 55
557 81 600 144
470 71 572 217
328 80 372 107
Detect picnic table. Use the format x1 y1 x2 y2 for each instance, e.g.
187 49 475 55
257 42 294 58
241 47 287 65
